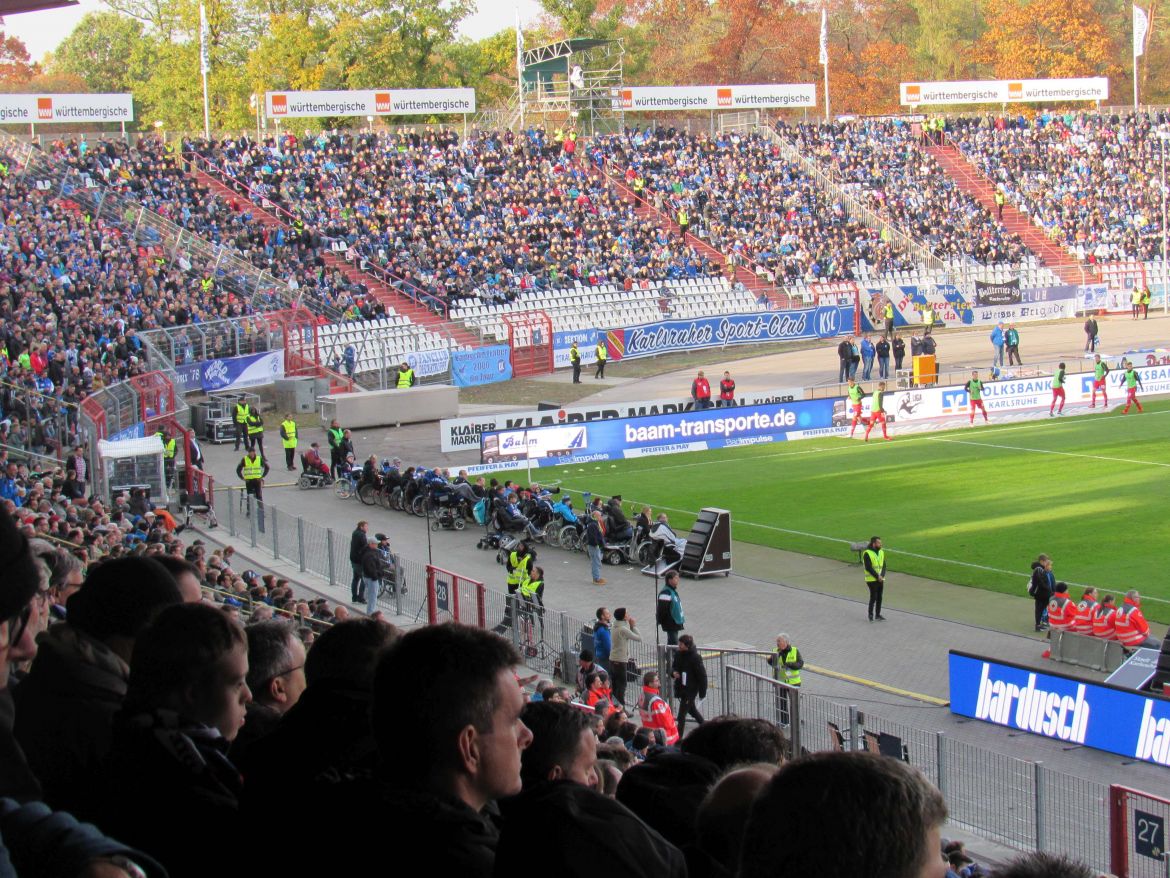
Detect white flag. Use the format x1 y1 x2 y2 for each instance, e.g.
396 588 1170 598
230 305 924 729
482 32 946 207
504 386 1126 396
819 6 829 66
516 8 524 76
200 3 210 75
1134 5 1149 57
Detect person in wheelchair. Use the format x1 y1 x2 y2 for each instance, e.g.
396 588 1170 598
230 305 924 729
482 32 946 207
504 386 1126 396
360 454 381 489
303 443 331 480
650 513 686 564
605 496 634 543
500 492 541 539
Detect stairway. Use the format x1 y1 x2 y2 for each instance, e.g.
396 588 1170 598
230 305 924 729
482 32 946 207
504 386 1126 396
188 165 480 348
593 160 793 310
926 141 1087 285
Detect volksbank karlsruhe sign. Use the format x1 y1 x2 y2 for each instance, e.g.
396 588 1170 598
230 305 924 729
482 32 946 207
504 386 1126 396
949 652 1170 767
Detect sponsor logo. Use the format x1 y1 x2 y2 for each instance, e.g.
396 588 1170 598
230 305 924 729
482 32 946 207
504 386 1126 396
1007 81 1023 100
716 87 733 107
620 89 633 108
1137 700 1170 765
905 85 921 103
271 94 288 115
815 305 841 338
941 390 967 413
36 97 52 120
203 359 229 388
974 663 1089 744
375 92 391 113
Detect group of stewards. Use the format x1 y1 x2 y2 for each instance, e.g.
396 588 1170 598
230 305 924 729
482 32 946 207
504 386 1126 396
1046 584 1160 649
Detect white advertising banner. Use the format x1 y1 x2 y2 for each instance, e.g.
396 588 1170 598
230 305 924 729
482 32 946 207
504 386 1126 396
0 93 134 124
439 388 804 452
265 88 476 119
899 78 1109 106
614 84 816 112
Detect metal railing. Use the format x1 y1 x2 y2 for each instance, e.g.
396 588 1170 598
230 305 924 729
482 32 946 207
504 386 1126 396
140 314 279 366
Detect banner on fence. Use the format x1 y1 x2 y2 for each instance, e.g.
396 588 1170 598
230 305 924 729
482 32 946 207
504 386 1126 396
173 362 203 394
900 77 1109 106
452 345 512 387
265 88 476 119
480 399 838 467
553 328 599 368
0 93 134 124
950 651 1170 766
871 284 1077 332
440 387 804 452
614 84 816 112
974 279 1021 306
200 350 285 392
405 348 450 378
604 307 851 362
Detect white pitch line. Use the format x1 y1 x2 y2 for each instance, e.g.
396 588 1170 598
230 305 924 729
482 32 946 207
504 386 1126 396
926 437 1170 468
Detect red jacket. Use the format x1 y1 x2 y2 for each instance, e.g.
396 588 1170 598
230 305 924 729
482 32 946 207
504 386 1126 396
1047 594 1076 630
1071 597 1097 634
1092 604 1117 640
719 379 735 401
1114 598 1151 646
692 377 711 401
638 685 679 746
585 685 618 716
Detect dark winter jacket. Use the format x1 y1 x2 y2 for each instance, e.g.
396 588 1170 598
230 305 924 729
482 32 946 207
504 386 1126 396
672 649 707 699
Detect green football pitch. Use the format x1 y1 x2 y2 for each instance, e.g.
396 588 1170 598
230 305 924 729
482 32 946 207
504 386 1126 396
489 402 1170 619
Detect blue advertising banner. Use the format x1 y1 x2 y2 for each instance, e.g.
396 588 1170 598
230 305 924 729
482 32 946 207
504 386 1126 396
173 362 203 395
200 350 285 392
553 328 599 368
606 307 852 361
481 399 839 466
452 345 513 387
949 651 1170 767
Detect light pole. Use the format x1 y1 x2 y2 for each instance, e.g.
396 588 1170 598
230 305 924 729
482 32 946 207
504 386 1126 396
366 115 374 134
1160 128 1169 312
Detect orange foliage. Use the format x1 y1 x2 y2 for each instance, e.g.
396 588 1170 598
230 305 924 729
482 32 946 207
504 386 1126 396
979 0 1119 80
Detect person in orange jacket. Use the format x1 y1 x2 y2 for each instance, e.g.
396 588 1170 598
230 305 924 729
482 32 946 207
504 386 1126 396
1045 583 1076 632
1114 590 1159 648
637 670 679 746
582 671 619 716
1071 587 1098 634
1092 594 1118 640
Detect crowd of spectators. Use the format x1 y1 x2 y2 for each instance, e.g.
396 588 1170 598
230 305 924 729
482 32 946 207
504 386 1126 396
590 127 918 284
784 120 1028 265
182 126 724 309
947 112 1170 264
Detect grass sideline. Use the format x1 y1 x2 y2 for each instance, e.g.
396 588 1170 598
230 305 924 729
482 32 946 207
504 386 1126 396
481 402 1170 620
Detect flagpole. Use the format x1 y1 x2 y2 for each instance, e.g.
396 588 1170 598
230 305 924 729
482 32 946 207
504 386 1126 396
200 3 211 138
1134 4 1149 110
819 4 830 122
823 58 830 122
516 8 525 130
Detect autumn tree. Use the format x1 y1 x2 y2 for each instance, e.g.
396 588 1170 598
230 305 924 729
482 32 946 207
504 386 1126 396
48 12 147 93
0 32 37 87
979 0 1119 79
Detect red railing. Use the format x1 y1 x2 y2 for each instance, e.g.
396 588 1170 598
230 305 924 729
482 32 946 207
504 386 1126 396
426 565 486 627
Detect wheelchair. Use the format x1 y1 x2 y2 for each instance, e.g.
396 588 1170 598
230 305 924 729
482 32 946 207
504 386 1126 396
297 454 334 490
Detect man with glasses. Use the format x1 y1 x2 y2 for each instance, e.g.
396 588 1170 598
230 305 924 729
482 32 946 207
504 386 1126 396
233 621 307 760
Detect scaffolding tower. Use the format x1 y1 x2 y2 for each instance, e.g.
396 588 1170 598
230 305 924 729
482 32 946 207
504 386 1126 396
519 38 625 135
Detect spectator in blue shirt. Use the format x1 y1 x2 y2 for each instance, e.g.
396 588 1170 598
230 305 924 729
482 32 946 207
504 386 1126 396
593 607 613 675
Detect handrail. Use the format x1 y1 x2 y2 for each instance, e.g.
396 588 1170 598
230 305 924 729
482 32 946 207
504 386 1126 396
758 125 945 271
185 150 451 319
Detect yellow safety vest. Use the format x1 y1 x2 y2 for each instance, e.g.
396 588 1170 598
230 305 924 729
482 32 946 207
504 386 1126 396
678 209 688 226
519 576 543 600
507 552 532 588
884 303 893 320
160 436 176 460
280 420 297 449
595 343 606 362
235 403 250 424
241 455 264 480
569 346 580 364
200 277 214 293
247 414 264 436
397 368 414 389
863 548 885 583
771 646 802 686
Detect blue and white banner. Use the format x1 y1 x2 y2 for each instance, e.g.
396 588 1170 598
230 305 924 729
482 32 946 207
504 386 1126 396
173 362 203 395
950 651 1170 767
553 329 599 368
452 345 513 387
606 307 851 361
109 423 146 441
481 399 837 467
201 350 285 392
406 348 450 378
869 284 1077 332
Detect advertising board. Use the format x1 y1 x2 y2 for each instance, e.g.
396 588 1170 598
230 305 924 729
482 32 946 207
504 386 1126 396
265 89 476 118
440 388 803 452
614 84 816 112
950 651 1170 767
0 94 134 124
900 78 1109 106
480 399 836 466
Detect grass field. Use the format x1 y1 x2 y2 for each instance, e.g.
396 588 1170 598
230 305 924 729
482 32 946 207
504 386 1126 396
489 401 1170 619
